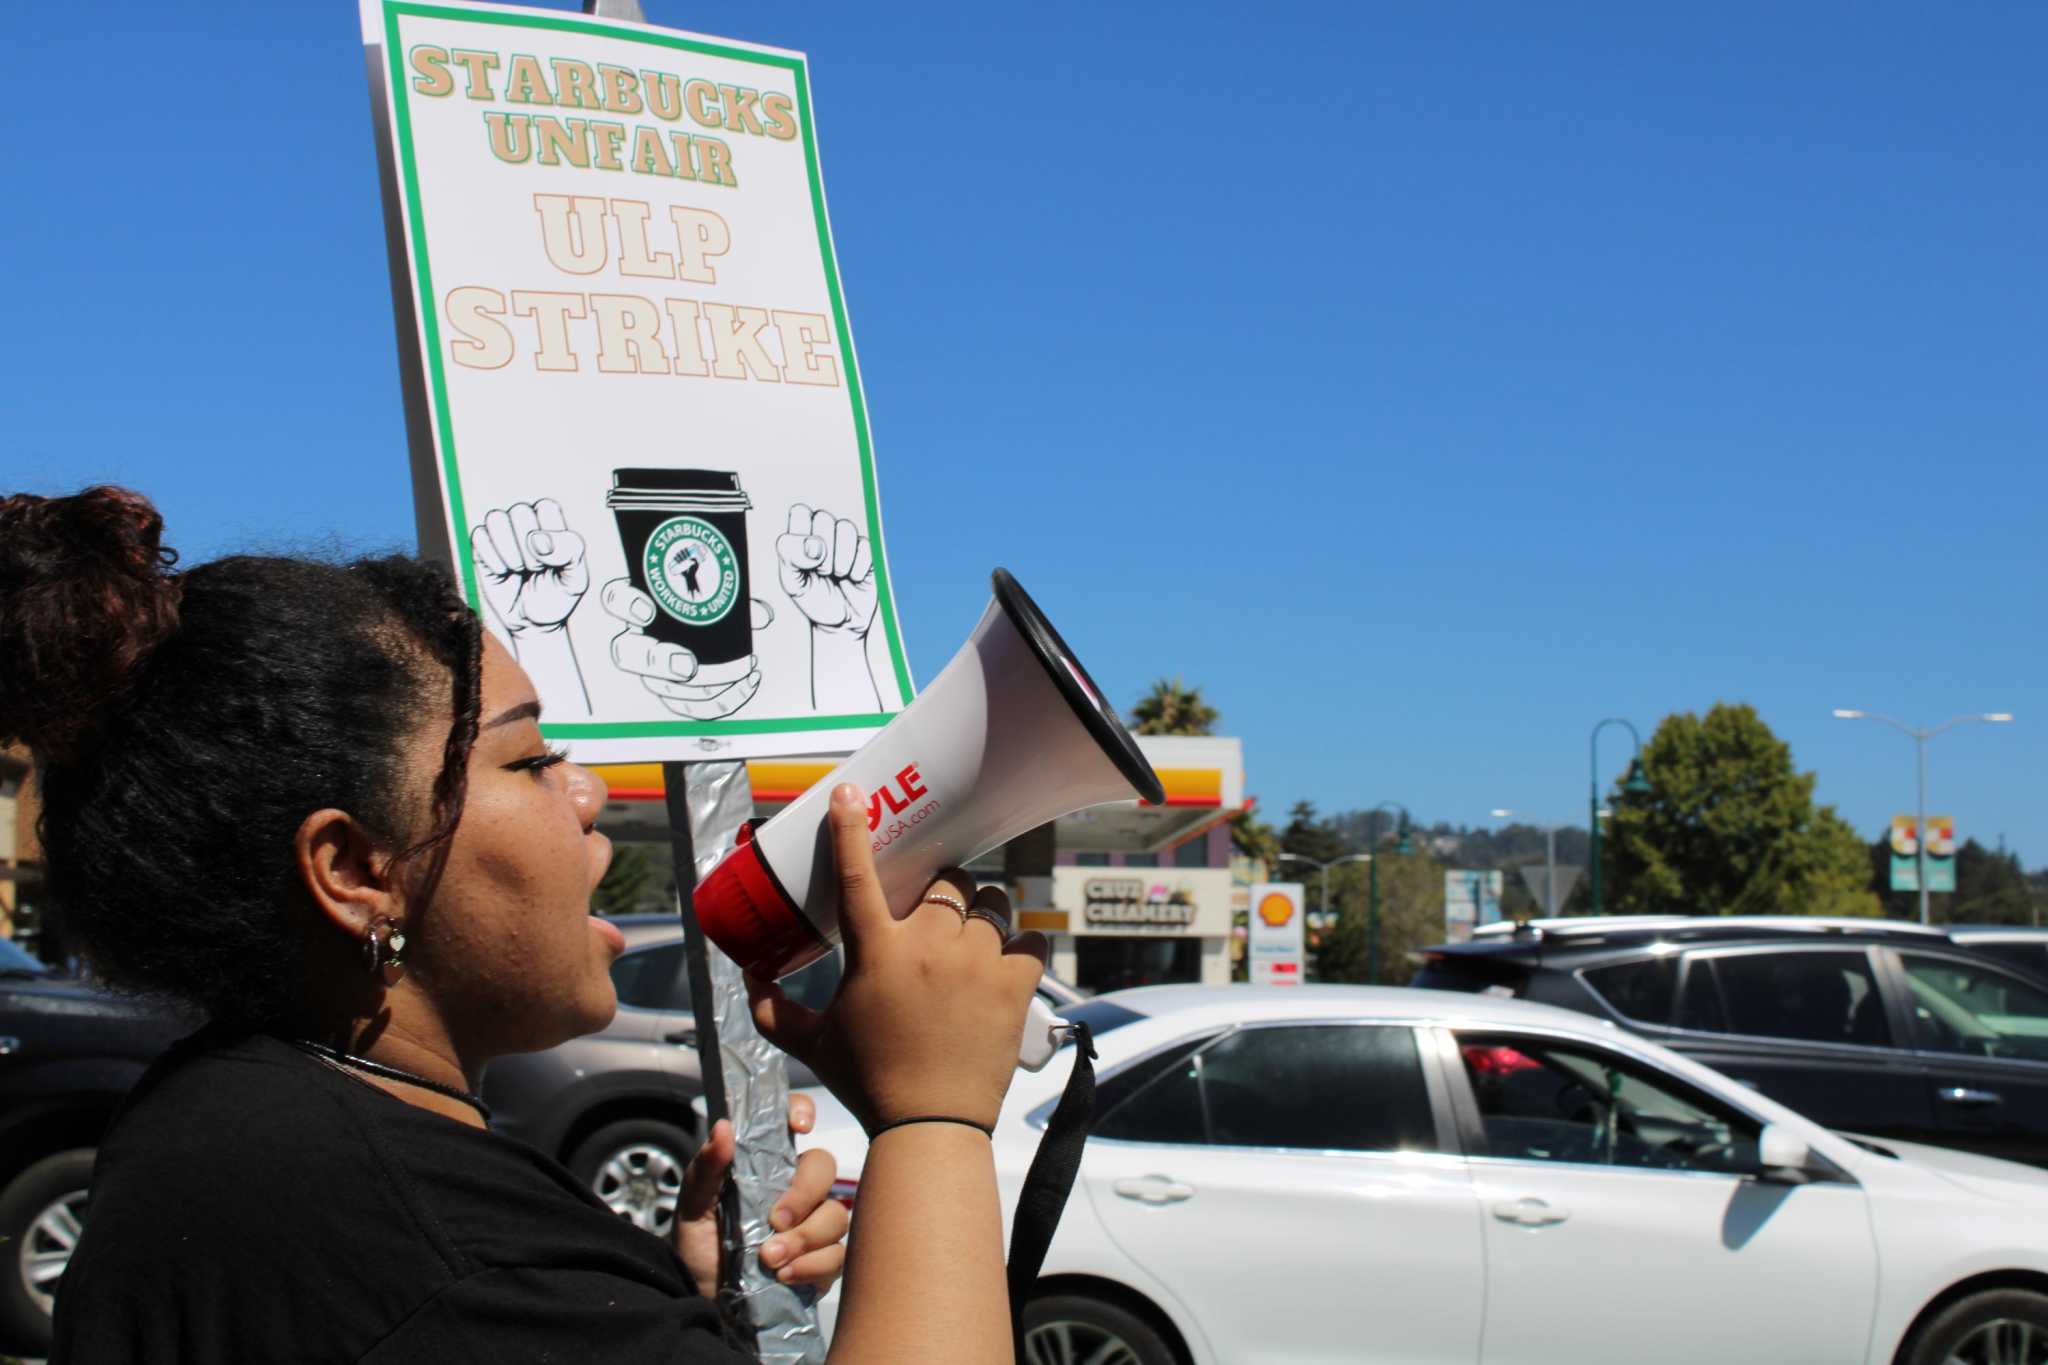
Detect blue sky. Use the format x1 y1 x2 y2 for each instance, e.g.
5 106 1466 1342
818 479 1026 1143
5 2 2041 864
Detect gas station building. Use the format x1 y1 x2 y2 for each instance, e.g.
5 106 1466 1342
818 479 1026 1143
591 734 1246 996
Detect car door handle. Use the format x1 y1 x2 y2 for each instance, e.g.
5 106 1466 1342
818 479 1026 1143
1939 1086 2002 1108
1113 1176 1195 1205
663 1028 698 1047
1492 1197 1570 1228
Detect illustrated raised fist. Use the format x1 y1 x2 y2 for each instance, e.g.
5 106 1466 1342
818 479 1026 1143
777 505 878 637
599 579 772 720
471 499 588 636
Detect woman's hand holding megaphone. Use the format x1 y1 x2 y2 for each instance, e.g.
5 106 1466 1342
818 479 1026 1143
744 783 1050 1135
745 783 1048 1364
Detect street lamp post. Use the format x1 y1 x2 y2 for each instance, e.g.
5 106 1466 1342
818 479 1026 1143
1832 709 2014 925
1589 718 1652 917
1363 803 1412 984
1276 851 1372 933
1277 852 1372 979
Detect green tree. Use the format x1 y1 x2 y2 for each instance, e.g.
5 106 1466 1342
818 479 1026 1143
1279 800 1346 866
1311 848 1445 985
1603 703 1881 918
1229 806 1283 873
1129 677 1219 736
591 843 668 918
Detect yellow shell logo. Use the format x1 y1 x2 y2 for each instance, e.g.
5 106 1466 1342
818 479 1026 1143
1257 892 1295 928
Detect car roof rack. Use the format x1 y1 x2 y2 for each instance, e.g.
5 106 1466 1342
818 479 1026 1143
1469 914 1949 945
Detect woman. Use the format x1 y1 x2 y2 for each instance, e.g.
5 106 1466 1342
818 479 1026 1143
1 486 1045 1363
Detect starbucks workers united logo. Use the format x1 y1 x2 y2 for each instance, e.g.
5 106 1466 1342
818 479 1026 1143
645 516 740 625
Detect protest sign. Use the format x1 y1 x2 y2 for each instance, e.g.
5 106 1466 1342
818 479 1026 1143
362 0 912 760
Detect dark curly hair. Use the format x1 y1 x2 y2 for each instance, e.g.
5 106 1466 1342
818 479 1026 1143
0 486 483 1026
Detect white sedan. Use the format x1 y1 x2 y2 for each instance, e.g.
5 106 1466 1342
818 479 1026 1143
798 984 2048 1365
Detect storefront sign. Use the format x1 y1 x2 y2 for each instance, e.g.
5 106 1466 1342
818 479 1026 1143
1052 867 1231 938
361 0 912 761
1248 882 1305 986
1082 878 1198 928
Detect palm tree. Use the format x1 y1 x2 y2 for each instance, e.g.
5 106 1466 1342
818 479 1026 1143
1129 677 1218 736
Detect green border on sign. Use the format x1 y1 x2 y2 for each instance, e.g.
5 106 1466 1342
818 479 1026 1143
381 1 913 738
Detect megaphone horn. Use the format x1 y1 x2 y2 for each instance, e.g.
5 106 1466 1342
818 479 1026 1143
694 567 1163 1000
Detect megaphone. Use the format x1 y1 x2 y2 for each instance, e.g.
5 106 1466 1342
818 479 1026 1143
695 568 1164 1069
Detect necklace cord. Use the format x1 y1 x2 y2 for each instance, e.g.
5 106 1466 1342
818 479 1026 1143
286 1038 492 1123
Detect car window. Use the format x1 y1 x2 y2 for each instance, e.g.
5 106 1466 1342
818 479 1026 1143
1095 1024 1439 1153
1959 941 2048 983
1090 1036 1215 1123
1456 1034 1755 1174
1901 954 2048 1063
1708 950 1890 1048
1581 957 1677 1025
1093 1045 1208 1144
781 951 842 1012
609 941 689 1011
1676 957 1727 1032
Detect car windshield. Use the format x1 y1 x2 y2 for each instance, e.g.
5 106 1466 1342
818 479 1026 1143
0 938 50 977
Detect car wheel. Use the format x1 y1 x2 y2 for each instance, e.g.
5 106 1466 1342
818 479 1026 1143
0 1148 95 1355
1903 1288 2048 1365
567 1120 695 1238
1022 1293 1177 1365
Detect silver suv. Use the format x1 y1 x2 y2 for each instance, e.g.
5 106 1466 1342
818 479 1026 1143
483 915 1086 1236
481 916 830 1236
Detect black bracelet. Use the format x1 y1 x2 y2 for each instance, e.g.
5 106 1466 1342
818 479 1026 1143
867 1114 995 1140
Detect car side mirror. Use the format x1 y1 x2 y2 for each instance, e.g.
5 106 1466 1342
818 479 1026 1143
1756 1123 1816 1183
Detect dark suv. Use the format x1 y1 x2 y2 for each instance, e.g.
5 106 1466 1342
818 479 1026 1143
1415 916 2048 1167
0 938 191 1355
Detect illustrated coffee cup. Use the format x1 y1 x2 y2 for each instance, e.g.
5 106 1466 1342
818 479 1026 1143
608 468 753 675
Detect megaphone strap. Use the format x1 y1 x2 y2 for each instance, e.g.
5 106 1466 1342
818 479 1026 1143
1006 1021 1097 1355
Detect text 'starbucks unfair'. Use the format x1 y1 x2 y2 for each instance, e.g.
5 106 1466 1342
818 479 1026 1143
408 46 841 385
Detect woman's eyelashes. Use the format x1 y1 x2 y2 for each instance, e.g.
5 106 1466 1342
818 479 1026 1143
506 745 570 776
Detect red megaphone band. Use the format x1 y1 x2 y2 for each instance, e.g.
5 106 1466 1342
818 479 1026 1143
692 824 831 980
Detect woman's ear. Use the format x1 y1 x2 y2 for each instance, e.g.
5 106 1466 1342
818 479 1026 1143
294 808 399 938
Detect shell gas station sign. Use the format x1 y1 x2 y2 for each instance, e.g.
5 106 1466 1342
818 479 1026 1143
1248 882 1305 986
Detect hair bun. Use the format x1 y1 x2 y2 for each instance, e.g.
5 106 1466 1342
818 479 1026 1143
0 485 182 764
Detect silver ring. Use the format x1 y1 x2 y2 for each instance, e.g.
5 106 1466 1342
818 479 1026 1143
920 891 969 918
963 906 1011 935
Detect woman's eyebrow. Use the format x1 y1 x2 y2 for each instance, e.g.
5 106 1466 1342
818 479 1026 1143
483 700 543 730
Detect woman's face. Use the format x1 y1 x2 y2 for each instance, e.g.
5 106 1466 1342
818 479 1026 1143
400 634 622 1059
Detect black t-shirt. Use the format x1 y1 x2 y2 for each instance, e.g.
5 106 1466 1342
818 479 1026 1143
53 1031 747 1364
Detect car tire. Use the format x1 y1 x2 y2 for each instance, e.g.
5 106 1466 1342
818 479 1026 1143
1902 1288 2048 1365
0 1147 96 1355
1022 1292 1178 1365
567 1119 696 1239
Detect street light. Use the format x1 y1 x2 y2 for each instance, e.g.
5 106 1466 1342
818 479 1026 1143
1589 718 1652 917
1363 803 1412 984
1491 808 1569 918
1276 851 1372 939
1832 709 2014 925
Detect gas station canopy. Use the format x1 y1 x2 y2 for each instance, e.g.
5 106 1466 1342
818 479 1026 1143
592 734 1245 855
